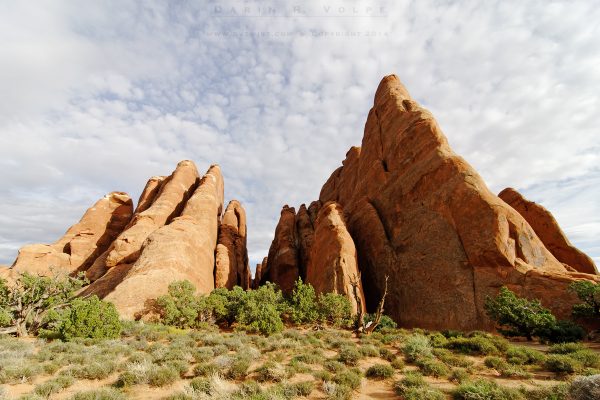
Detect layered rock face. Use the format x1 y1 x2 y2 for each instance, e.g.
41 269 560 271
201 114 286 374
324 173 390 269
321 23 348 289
101 165 224 318
5 192 133 280
259 199 366 312
306 201 366 314
260 206 300 294
499 188 597 275
252 257 267 289
8 160 249 320
215 200 250 289
263 74 598 330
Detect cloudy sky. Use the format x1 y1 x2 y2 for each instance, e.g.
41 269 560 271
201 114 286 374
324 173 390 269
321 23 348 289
0 0 598 269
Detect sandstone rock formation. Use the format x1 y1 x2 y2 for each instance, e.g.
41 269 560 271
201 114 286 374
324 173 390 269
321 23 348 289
85 161 199 281
314 74 598 329
262 74 598 330
8 159 254 320
253 257 267 289
306 201 365 314
134 176 167 214
260 206 299 294
215 200 250 289
6 192 133 279
499 188 597 275
100 165 224 318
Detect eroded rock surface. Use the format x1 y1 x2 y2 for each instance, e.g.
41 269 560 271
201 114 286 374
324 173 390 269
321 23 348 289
306 201 366 314
8 192 133 279
102 165 224 319
261 206 299 294
86 161 199 281
499 188 597 275
314 74 598 329
215 200 250 289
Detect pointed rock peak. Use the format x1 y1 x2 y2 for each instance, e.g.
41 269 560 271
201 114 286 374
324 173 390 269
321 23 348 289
374 74 412 106
134 176 167 215
222 200 247 236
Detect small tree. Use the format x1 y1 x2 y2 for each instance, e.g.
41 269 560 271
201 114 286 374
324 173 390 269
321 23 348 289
156 280 198 328
317 292 352 328
0 272 87 337
237 283 285 335
484 286 556 340
58 295 121 340
288 278 318 324
569 280 600 319
208 286 246 326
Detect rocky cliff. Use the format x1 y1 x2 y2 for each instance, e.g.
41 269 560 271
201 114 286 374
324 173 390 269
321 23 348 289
262 74 599 330
3 74 598 331
4 161 248 320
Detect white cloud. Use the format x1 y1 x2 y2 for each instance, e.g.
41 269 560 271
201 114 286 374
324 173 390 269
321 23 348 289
0 0 598 269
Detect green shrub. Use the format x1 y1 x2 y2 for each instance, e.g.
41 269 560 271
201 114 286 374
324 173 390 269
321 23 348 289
444 336 500 355
69 388 127 400
324 360 345 373
34 375 74 397
292 351 324 365
569 280 600 318
157 280 199 328
148 366 178 387
226 356 251 379
506 346 545 365
359 344 380 357
485 356 508 370
323 381 353 400
333 368 362 390
393 371 426 396
284 381 315 397
58 296 121 340
317 292 353 327
237 283 285 335
313 370 334 382
548 342 585 354
206 286 244 326
416 357 449 377
365 363 394 379
256 361 286 382
449 368 470 384
485 286 556 340
391 358 405 370
192 347 214 363
453 378 524 400
68 361 115 379
538 320 586 343
544 354 583 374
429 332 449 348
433 348 474 367
403 334 433 362
288 278 318 324
193 362 219 377
363 314 397 331
499 364 532 378
523 383 569 400
0 273 88 337
379 348 395 361
569 349 600 368
338 346 362 366
189 377 212 394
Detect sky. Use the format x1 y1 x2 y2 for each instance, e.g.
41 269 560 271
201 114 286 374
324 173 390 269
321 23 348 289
0 1 598 270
